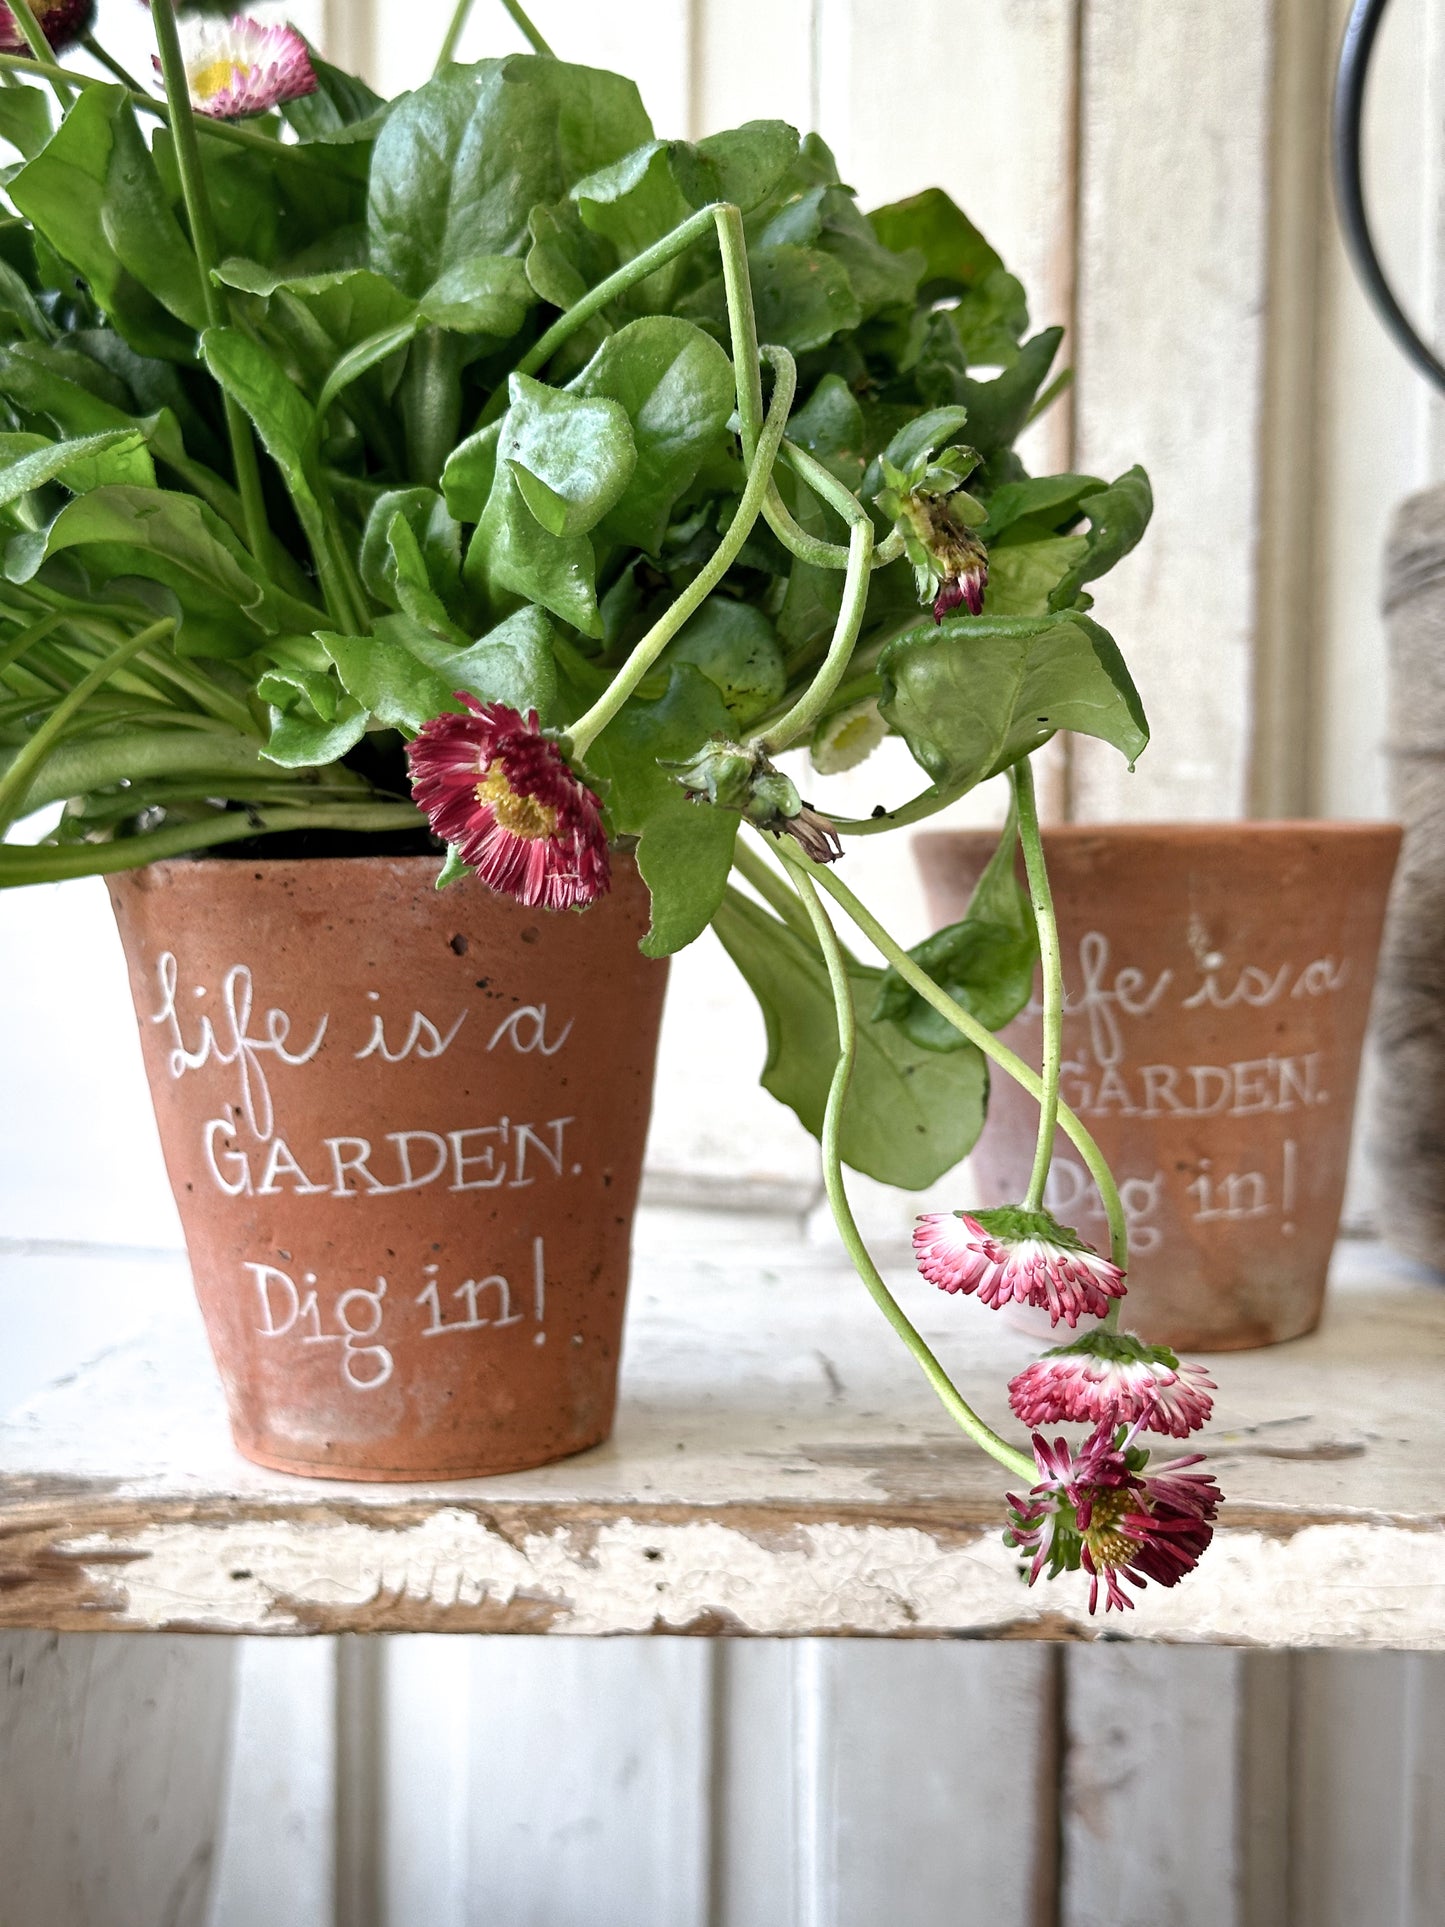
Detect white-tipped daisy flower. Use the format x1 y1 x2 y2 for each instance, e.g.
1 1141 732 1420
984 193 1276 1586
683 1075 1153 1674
913 1205 1126 1328
1008 1329 1216 1438
160 14 317 121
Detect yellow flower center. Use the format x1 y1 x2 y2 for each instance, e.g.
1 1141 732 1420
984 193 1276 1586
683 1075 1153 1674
191 57 250 102
1081 1487 1134 1571
475 762 558 840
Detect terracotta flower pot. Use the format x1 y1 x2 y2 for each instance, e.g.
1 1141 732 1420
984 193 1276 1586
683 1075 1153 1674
915 822 1401 1351
108 856 668 1480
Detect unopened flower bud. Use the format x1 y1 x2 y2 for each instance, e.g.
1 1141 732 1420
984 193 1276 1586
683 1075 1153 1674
666 737 844 864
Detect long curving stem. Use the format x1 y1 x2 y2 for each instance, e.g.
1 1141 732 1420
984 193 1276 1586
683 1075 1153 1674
566 347 798 760
786 862 1034 1480
1012 756 1063 1213
770 840 1130 1274
149 0 271 570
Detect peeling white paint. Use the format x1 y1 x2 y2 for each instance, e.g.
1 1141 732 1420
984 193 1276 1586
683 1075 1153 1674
58 1512 1445 1646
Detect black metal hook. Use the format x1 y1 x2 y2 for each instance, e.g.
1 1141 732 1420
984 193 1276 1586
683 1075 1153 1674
1333 0 1445 394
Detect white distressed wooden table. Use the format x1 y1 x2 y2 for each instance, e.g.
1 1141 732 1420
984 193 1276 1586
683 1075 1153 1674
2 1212 1442 1647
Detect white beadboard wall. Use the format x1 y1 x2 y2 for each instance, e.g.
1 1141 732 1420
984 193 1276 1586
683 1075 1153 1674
4 3 1445 1925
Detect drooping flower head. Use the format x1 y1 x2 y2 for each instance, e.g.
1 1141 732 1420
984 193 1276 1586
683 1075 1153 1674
1009 1329 1216 1438
874 443 989 623
1004 1421 1222 1614
913 1205 1125 1327
0 0 93 54
158 15 317 120
406 697 611 913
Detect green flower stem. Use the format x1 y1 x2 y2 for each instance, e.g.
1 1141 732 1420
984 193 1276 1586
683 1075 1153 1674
501 205 722 409
0 617 174 831
1012 756 1063 1214
0 803 423 886
436 0 477 66
7 0 70 104
148 0 270 571
714 203 764 458
80 33 144 94
786 861 1034 1482
730 837 815 938
773 841 1130 1274
758 507 872 754
566 345 797 761
498 0 554 57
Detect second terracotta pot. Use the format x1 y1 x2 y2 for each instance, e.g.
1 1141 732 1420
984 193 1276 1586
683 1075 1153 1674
915 822 1400 1350
108 855 668 1481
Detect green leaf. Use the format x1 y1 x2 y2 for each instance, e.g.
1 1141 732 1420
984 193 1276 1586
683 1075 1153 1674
878 611 1149 790
525 198 616 310
359 487 464 617
571 141 705 308
980 473 1106 542
668 597 786 726
984 531 1090 617
418 254 535 334
498 372 637 537
0 86 53 161
582 664 737 957
769 186 923 318
0 429 153 509
199 326 323 536
217 259 415 353
949 266 1029 366
323 605 560 733
874 805 1038 1049
567 316 735 553
693 122 799 211
368 56 651 297
1047 464 1153 609
264 693 370 769
711 886 989 1187
788 373 866 489
680 243 862 355
868 186 1003 298
5 486 319 656
440 421 499 524
9 86 203 356
953 327 1065 454
282 56 387 142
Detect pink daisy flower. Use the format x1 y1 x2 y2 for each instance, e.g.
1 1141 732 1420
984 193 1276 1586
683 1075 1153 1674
406 697 611 913
157 15 317 120
1004 1421 1222 1615
0 0 92 53
1008 1331 1215 1438
913 1206 1125 1327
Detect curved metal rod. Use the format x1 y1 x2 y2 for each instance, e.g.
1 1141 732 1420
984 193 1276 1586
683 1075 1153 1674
1332 0 1445 393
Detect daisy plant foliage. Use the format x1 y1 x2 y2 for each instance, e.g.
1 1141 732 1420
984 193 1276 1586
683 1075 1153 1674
0 0 1221 1610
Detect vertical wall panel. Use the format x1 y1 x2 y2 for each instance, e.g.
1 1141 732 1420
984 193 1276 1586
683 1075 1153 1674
448 1637 712 1927
1291 1651 1445 1927
1070 3 1275 821
692 0 816 137
808 1642 1060 1927
208 1641 341 1927
0 1632 233 1927
1062 1646 1277 1927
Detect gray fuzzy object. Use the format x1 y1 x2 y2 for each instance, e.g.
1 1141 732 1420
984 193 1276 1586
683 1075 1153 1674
1373 483 1445 1273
